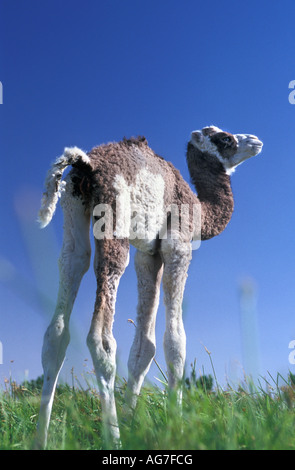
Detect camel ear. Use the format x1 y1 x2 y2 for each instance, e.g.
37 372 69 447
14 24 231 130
191 130 203 144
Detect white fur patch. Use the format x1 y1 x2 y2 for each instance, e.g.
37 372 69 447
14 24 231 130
190 130 221 160
113 169 166 251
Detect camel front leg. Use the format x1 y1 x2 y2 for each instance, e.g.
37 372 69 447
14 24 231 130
86 238 129 449
160 238 192 400
125 250 163 411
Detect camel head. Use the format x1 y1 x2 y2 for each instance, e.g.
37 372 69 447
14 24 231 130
190 125 263 174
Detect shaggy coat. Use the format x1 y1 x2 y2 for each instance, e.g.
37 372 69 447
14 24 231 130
35 126 263 449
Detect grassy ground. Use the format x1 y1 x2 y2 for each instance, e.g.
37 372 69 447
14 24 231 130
1 365 295 450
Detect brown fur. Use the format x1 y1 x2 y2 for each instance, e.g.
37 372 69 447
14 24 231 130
186 142 234 240
85 137 188 208
69 136 233 243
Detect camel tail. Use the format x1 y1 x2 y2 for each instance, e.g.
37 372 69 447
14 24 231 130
38 147 91 228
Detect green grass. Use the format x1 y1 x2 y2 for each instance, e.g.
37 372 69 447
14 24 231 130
1 369 295 450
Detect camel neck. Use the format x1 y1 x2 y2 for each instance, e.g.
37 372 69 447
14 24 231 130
186 143 234 240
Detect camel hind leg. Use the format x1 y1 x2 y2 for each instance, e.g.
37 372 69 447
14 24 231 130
35 180 91 449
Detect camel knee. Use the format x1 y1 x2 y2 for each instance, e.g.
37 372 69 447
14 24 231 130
41 318 70 374
87 331 116 363
78 249 91 274
87 329 117 384
58 248 91 277
128 333 156 378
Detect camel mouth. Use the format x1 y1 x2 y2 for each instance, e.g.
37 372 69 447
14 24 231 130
236 135 263 156
247 139 263 155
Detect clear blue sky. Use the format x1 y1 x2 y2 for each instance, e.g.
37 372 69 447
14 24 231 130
0 0 295 389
